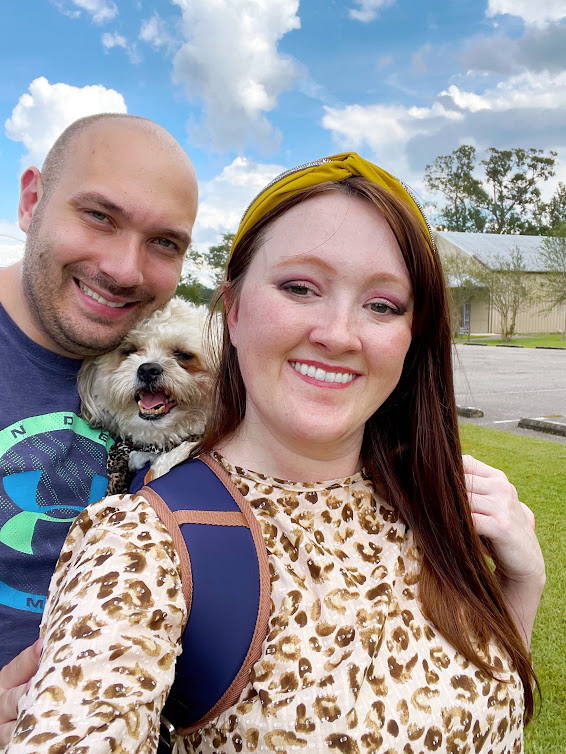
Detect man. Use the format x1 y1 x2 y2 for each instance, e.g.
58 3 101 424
0 113 198 675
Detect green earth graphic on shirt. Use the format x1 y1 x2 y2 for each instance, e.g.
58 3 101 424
0 412 113 612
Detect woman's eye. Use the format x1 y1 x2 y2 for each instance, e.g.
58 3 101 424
368 301 397 315
282 282 313 296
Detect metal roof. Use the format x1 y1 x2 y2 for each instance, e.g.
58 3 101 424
435 231 547 272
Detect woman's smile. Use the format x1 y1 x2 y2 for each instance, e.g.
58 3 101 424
288 359 359 387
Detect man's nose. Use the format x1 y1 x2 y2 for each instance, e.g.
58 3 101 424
97 235 145 289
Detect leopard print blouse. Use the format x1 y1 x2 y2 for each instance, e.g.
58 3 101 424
6 456 524 754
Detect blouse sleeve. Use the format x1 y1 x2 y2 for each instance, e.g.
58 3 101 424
5 494 188 754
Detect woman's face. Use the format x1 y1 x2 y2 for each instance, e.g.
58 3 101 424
227 192 413 457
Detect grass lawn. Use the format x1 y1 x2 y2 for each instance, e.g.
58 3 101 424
459 424 566 754
454 333 566 348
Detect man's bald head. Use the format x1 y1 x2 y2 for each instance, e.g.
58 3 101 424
40 113 196 204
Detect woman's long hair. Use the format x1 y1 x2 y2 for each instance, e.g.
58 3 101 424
195 176 537 721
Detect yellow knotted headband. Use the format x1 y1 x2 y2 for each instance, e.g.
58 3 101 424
230 151 434 257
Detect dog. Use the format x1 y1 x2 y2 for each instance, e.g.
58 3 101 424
78 297 213 494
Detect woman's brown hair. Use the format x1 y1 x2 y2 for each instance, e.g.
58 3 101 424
195 176 538 721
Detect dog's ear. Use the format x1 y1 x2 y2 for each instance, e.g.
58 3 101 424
77 359 107 427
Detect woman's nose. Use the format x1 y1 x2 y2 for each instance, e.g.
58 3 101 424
308 306 362 353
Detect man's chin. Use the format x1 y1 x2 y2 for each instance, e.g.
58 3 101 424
46 318 139 358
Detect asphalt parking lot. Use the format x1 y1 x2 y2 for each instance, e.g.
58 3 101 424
453 344 566 445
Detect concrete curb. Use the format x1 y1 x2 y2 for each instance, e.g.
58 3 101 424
518 417 566 437
459 342 566 350
457 406 484 418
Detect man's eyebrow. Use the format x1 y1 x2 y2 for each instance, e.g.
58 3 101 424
158 228 192 248
70 191 191 247
70 192 131 220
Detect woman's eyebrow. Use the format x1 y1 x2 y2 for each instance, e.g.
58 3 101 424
275 254 410 288
274 254 338 273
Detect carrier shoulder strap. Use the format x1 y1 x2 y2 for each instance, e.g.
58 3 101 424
139 454 271 736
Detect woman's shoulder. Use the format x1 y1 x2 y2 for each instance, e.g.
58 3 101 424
61 491 179 574
75 490 168 528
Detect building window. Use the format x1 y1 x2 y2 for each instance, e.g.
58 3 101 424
459 302 471 335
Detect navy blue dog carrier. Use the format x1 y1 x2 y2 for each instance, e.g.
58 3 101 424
140 455 271 746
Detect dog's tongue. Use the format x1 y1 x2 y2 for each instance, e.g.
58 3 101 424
139 391 168 410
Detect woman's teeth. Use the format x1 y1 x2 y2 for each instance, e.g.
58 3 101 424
79 281 127 308
290 361 355 384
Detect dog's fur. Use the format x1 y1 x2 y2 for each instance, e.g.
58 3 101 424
78 297 213 486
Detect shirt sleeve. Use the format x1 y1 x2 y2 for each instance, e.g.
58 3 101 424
5 494 188 754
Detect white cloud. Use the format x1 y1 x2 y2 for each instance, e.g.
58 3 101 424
349 0 395 23
73 0 118 24
71 0 117 23
172 0 301 151
139 13 176 53
101 31 127 50
53 0 118 24
101 32 140 63
4 77 127 169
443 70 566 112
192 156 283 251
322 101 460 179
322 70 566 187
486 0 566 27
411 45 431 76
0 221 25 268
461 23 566 75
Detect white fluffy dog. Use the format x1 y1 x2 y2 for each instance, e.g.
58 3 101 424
78 297 213 493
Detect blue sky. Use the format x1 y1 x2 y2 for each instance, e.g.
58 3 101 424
1 0 565 267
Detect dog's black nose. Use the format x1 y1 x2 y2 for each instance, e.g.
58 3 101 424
137 362 163 383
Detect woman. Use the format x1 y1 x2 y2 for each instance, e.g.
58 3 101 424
5 153 544 754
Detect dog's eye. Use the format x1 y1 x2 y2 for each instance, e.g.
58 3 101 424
121 346 138 356
174 350 194 362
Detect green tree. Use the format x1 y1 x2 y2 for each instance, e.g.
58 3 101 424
183 232 233 290
545 183 566 233
539 224 566 340
475 247 533 341
481 147 556 234
198 233 234 287
424 145 488 232
172 244 213 304
175 236 232 304
174 273 213 305
425 145 557 235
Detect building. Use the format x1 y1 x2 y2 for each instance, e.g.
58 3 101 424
435 230 565 336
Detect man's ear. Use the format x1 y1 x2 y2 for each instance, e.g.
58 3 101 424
223 281 240 347
18 167 43 233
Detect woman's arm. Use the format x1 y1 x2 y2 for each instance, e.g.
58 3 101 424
5 495 187 754
463 454 546 649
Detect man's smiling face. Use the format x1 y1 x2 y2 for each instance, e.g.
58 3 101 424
19 119 198 358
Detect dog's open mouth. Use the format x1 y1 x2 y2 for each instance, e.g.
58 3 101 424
136 390 178 420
